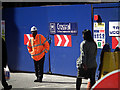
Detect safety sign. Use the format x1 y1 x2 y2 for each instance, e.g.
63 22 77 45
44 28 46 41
24 34 40 45
93 22 105 48
24 34 32 45
50 22 78 35
1 20 5 39
109 21 120 36
92 70 120 89
112 37 120 49
54 35 72 47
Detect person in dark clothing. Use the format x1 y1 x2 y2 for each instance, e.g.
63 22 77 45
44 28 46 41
98 43 111 80
1 38 12 89
76 29 97 90
114 47 120 52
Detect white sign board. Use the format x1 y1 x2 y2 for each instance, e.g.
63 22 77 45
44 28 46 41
94 22 105 48
109 21 120 36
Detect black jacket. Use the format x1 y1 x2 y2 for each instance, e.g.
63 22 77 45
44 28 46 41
2 38 7 68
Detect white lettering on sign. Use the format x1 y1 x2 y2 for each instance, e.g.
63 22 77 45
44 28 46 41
57 23 71 30
109 21 120 36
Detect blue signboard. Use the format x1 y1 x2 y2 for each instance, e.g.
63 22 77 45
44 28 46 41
49 22 78 35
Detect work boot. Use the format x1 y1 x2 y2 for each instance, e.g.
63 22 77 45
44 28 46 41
4 85 12 90
34 78 42 82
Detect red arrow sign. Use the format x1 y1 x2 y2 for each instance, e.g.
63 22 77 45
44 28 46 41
92 70 120 89
24 34 42 45
112 37 120 49
54 35 72 47
24 34 32 45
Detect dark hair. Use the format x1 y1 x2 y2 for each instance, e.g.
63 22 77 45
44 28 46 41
102 43 111 52
114 47 120 52
82 29 94 42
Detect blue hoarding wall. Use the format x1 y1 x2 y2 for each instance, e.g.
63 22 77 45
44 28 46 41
47 5 92 76
2 7 49 72
3 4 92 76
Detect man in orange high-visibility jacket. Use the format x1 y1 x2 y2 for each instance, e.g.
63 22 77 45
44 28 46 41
27 26 50 82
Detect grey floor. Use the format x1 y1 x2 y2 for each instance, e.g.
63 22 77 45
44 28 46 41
0 72 88 90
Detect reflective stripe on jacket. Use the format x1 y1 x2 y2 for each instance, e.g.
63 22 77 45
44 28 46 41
27 34 49 61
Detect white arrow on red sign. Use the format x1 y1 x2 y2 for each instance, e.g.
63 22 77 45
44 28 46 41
54 35 72 47
24 34 41 45
112 37 120 49
24 34 32 45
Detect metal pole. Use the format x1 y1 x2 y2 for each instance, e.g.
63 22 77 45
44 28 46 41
0 1 2 81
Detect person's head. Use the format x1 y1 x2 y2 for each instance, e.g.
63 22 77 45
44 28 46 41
114 47 120 52
82 29 93 41
102 43 111 52
31 26 37 37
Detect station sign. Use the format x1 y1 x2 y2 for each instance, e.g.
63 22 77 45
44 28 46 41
109 21 120 36
49 22 78 35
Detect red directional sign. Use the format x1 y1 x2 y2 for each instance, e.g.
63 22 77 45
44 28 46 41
24 34 32 45
24 34 42 45
112 37 120 49
92 70 120 89
54 35 72 47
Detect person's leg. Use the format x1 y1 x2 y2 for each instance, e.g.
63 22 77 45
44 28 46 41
34 60 38 78
34 56 45 82
76 77 82 90
2 66 8 87
37 56 45 81
2 67 12 89
90 68 96 88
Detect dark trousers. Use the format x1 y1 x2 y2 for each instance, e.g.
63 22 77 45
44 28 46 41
34 56 45 80
76 68 96 90
1 66 8 88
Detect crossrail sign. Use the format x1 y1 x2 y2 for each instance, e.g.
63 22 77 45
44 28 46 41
112 37 120 49
54 35 72 47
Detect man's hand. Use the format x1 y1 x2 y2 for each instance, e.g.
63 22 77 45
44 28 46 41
82 64 87 70
30 51 35 55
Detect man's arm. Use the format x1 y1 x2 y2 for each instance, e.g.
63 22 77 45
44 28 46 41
41 35 50 53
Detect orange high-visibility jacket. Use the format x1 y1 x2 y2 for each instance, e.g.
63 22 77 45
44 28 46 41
27 34 50 61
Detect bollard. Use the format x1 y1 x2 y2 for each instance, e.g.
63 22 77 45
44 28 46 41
100 52 117 78
114 52 120 69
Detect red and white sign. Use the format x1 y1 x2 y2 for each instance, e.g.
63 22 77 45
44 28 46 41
24 34 32 45
92 70 120 89
112 37 120 49
54 35 72 47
